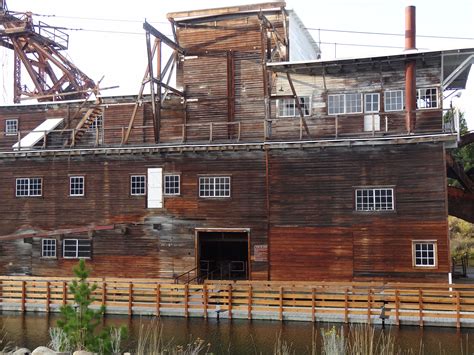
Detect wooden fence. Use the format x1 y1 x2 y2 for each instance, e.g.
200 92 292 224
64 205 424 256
1 276 474 328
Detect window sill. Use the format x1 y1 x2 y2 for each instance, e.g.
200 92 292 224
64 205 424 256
413 265 438 270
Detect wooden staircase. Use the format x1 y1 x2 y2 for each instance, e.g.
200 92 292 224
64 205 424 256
71 103 103 146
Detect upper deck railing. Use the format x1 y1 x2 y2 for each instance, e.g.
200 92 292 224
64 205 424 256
0 109 458 153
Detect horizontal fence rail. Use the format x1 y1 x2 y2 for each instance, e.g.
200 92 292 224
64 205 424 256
1 276 474 328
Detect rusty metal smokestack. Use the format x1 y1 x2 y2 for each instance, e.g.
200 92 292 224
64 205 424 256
405 6 416 133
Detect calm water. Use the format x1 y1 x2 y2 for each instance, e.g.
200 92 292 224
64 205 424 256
1 312 473 354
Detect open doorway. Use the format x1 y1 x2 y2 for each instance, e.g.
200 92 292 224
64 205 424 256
196 230 249 281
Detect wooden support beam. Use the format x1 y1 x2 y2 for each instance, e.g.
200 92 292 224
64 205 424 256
446 153 474 192
0 224 115 241
286 72 311 138
448 186 474 223
143 21 185 54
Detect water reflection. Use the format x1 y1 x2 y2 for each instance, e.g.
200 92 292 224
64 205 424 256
0 312 473 354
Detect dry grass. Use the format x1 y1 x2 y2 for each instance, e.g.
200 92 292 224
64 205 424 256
135 318 211 355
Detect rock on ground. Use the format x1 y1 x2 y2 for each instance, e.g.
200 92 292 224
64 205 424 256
11 348 31 355
31 346 57 354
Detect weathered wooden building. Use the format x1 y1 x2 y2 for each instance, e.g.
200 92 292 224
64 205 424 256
0 2 472 282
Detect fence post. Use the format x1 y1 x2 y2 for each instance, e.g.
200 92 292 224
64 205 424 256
62 281 67 306
184 284 189 318
335 115 339 138
311 287 316 322
279 286 284 321
209 123 213 142
367 289 372 324
237 122 241 142
45 281 50 313
128 282 133 316
418 289 423 327
156 283 161 317
395 289 400 326
203 284 208 319
21 280 26 313
247 285 252 320
102 280 106 308
228 285 233 319
344 288 349 323
456 291 461 329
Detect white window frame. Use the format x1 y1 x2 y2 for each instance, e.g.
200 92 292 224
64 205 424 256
364 93 380 113
69 176 85 197
15 177 42 197
416 88 438 109
355 187 394 212
384 90 404 112
130 175 146 196
412 241 437 268
63 239 91 259
5 119 18 135
328 93 362 115
164 174 180 196
41 239 57 258
277 96 311 117
199 176 231 198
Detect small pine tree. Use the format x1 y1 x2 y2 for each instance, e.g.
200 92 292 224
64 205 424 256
57 259 127 353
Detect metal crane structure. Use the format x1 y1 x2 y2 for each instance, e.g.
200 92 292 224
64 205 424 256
0 0 96 103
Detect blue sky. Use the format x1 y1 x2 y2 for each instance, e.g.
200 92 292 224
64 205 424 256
1 0 473 128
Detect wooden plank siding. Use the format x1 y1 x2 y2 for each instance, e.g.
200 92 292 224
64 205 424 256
268 56 443 141
267 144 449 282
0 141 450 282
0 151 268 279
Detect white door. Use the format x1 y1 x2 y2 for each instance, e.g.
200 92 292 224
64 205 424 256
147 168 163 208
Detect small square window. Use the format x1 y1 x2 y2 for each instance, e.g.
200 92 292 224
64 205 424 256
413 241 437 267
417 88 438 109
70 176 85 197
164 175 180 195
384 90 404 111
364 93 380 113
41 239 57 258
131 175 146 195
5 119 18 135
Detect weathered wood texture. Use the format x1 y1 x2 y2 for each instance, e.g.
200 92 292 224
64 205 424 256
269 57 443 140
268 144 449 282
0 151 267 279
3 276 474 328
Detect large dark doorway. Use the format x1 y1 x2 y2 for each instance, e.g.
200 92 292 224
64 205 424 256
197 230 249 280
